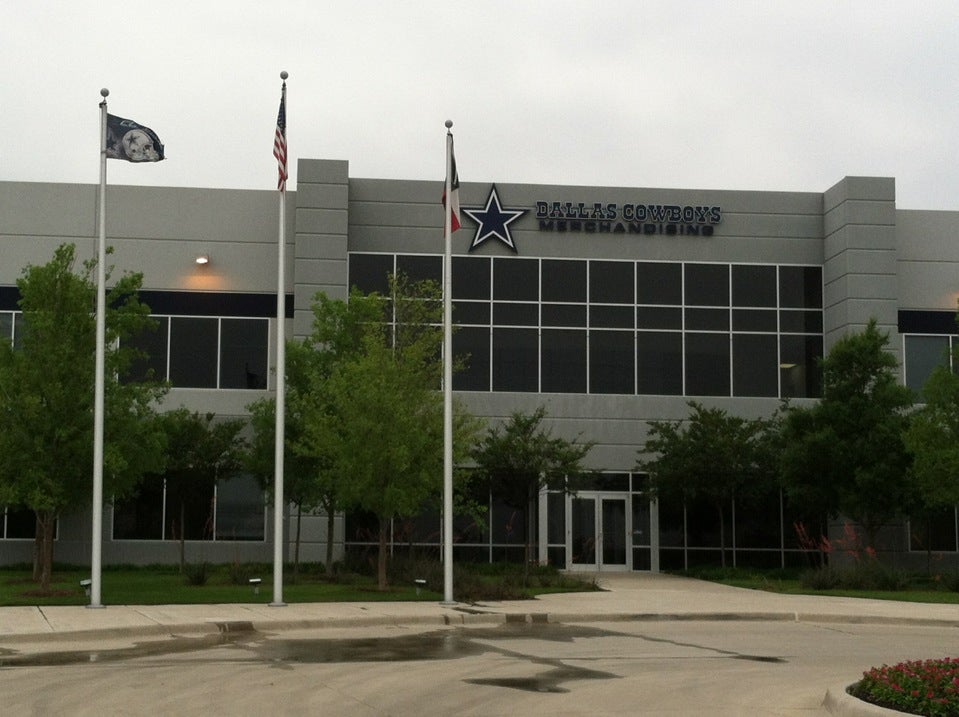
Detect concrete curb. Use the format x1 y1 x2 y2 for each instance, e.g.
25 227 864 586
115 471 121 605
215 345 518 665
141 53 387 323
822 683 916 716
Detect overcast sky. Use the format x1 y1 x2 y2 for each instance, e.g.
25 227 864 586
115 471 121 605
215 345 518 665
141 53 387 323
3 1 958 209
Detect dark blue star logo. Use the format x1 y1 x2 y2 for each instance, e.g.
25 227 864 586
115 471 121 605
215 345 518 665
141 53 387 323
462 185 529 253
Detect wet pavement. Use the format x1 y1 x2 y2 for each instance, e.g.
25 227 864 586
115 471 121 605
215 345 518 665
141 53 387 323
1 572 957 715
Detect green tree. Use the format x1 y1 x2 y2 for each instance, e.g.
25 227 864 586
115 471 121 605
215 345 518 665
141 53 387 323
780 319 914 549
246 291 383 578
0 244 166 590
638 401 778 568
471 406 594 581
152 409 246 571
306 274 477 590
903 353 959 569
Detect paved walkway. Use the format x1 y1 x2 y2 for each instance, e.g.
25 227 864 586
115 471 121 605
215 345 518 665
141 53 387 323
2 572 957 715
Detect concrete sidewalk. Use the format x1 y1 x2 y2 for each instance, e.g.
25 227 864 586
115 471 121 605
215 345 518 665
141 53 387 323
2 572 957 715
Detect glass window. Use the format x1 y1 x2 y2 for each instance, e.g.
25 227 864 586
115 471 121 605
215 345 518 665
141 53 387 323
5 507 37 539
637 306 681 330
453 301 489 325
542 260 586 302
453 327 490 391
396 254 441 285
780 310 823 334
909 507 958 552
732 265 777 307
590 261 634 304
348 253 393 294
905 335 951 392
220 318 268 389
113 479 164 539
685 264 729 306
685 332 730 396
542 304 587 327
685 308 729 331
637 262 681 304
590 330 634 394
590 305 634 328
493 302 538 326
215 474 265 541
124 316 169 383
780 334 823 398
779 266 822 308
165 479 215 540
452 256 490 300
733 333 779 397
542 329 587 393
637 331 683 395
169 317 218 388
493 258 538 301
733 309 777 332
492 328 538 391
0 312 11 343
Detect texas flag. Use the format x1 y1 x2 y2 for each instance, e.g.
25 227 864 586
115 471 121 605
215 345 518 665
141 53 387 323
443 140 461 232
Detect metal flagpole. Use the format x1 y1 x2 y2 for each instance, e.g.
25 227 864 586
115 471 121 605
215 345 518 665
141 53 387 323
89 88 110 609
271 71 289 607
442 120 455 604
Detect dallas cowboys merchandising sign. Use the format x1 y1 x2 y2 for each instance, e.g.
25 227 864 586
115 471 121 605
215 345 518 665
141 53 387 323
461 185 722 254
536 200 721 236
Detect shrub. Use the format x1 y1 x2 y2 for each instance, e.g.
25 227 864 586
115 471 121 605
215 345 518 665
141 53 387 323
849 657 959 716
183 562 209 586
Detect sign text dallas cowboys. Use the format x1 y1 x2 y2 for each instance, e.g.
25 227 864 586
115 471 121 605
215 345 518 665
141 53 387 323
536 200 722 236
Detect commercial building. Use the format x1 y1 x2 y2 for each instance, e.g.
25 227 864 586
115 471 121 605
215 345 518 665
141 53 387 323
2 162 958 571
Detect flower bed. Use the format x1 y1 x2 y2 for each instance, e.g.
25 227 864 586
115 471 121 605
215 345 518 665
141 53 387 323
849 658 959 716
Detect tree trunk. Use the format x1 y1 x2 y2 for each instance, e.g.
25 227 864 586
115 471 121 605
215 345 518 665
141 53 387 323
325 500 336 577
717 501 727 569
37 511 55 592
292 503 302 584
179 501 186 572
377 517 389 591
32 514 42 581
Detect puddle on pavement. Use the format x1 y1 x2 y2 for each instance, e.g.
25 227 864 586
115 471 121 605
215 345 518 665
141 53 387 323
0 621 787 687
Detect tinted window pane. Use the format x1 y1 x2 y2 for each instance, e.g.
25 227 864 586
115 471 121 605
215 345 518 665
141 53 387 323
732 265 777 307
165 479 215 540
542 260 586 302
453 327 490 390
492 328 538 391
905 335 951 392
452 301 489 325
637 306 681 330
780 310 823 333
590 305 634 328
113 479 163 539
396 254 442 285
637 331 683 395
637 262 681 304
542 329 587 393
169 317 218 388
590 330 634 394
780 334 823 398
452 256 490 299
493 258 538 301
124 316 168 383
779 266 822 308
349 253 393 294
493 302 538 326
542 304 587 327
733 333 778 397
590 261 634 303
685 264 729 306
685 332 730 396
685 308 729 331
5 507 37 539
0 313 11 342
732 309 777 332
215 474 265 541
220 318 268 389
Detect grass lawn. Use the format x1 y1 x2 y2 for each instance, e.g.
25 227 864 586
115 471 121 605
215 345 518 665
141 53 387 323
0 563 597 607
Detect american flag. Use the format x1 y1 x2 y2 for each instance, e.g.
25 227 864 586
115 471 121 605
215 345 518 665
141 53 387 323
273 83 288 192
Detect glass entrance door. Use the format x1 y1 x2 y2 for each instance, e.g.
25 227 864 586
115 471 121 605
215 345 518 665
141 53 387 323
570 494 629 570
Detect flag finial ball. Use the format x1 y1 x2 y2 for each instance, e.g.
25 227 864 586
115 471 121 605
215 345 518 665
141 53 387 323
100 88 109 98
280 71 288 80
445 120 453 129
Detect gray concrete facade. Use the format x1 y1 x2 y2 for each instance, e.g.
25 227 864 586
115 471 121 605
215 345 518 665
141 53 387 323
2 163 958 570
